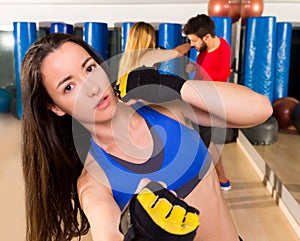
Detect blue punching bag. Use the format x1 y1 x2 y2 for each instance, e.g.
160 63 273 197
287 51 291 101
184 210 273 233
13 22 37 118
212 17 232 82
121 22 135 52
50 22 74 34
243 16 277 103
83 22 108 60
0 88 11 113
188 47 198 80
211 16 232 45
158 23 183 76
274 22 292 100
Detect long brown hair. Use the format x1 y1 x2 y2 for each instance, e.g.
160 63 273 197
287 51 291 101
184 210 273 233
21 33 105 241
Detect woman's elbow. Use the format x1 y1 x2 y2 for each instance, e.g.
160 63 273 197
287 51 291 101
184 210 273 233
253 94 273 125
261 95 273 118
235 94 273 128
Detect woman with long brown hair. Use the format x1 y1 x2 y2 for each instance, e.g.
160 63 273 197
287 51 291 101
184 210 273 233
21 32 272 241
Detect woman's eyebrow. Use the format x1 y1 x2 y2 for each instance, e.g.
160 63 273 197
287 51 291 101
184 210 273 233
56 75 71 89
82 56 93 68
56 56 93 89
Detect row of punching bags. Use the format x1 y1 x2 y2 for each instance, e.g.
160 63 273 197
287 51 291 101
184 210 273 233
241 17 292 104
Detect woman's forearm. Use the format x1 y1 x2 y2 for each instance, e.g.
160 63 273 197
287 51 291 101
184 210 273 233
174 42 191 56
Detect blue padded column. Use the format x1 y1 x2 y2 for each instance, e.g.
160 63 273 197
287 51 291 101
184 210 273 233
50 22 73 34
274 22 292 100
211 16 232 45
0 88 11 113
188 47 198 79
158 23 183 76
121 22 134 52
13 22 37 118
243 16 277 103
83 22 108 60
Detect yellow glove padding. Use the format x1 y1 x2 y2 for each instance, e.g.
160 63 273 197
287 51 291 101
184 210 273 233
136 187 199 235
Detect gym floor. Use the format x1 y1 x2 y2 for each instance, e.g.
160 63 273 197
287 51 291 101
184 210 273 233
222 139 300 241
0 112 299 241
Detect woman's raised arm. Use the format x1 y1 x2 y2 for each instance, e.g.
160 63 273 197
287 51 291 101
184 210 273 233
180 81 273 128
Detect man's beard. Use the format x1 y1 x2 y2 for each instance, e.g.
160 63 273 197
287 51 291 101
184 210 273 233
199 41 207 52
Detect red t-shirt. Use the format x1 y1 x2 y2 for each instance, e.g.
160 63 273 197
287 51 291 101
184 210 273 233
194 38 231 82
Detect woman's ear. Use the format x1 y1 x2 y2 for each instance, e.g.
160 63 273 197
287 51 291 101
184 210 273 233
48 104 66 116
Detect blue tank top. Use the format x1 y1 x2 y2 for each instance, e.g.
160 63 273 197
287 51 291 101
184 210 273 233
89 102 211 210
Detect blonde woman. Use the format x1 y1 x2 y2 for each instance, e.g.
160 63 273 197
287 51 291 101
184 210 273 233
116 21 190 99
117 21 232 192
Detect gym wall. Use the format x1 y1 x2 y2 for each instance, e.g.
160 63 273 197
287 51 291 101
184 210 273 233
0 1 299 29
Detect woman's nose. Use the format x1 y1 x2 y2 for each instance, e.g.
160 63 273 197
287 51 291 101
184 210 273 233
86 82 100 98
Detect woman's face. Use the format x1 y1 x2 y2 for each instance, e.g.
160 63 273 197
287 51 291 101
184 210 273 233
41 42 117 124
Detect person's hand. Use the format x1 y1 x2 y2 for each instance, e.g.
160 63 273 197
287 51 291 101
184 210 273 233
185 62 195 74
120 181 200 241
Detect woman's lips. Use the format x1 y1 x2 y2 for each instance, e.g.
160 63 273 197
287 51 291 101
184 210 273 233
96 95 109 110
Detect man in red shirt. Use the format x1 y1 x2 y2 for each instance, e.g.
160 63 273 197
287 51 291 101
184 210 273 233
183 14 232 191
193 37 231 81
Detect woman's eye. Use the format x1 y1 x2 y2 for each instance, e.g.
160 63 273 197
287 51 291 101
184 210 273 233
86 64 96 73
64 84 74 93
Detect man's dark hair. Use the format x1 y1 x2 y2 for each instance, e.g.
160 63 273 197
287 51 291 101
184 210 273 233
183 14 216 38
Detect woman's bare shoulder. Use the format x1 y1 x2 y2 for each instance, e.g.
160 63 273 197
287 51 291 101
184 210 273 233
77 154 111 198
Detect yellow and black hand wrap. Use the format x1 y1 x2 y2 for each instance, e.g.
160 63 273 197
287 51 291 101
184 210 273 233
120 181 200 241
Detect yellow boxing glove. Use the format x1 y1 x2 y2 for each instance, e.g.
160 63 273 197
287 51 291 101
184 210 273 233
120 181 200 241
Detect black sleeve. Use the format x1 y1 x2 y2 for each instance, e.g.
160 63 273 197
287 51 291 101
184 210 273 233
122 66 186 103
